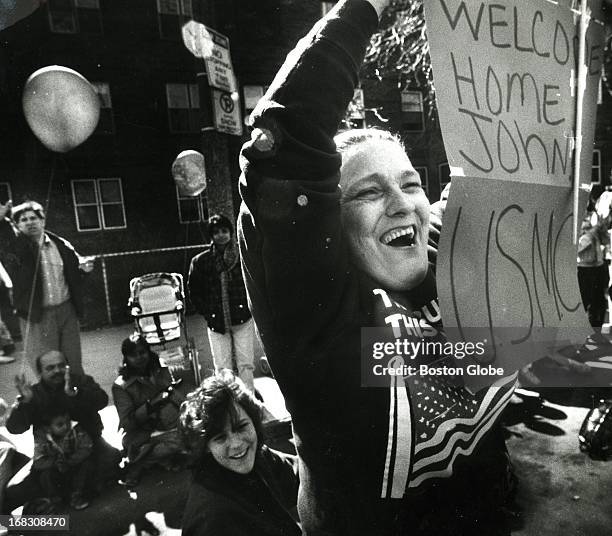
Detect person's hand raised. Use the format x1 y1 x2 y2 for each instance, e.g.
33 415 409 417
64 365 78 397
14 374 33 403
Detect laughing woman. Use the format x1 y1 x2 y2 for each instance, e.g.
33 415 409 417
179 371 300 536
237 0 518 534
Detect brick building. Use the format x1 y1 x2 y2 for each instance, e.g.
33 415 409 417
0 0 608 327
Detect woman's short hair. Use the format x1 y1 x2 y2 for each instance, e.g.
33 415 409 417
179 370 264 462
207 214 234 237
119 333 160 378
11 200 45 223
334 128 404 159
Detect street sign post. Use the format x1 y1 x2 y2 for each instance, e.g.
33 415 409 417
211 89 242 136
202 26 237 94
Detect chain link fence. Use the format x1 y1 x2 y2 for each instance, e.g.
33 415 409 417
82 245 205 328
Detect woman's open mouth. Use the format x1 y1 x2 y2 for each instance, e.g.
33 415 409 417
380 225 416 247
229 448 249 460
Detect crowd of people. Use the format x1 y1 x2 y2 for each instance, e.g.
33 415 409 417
0 0 610 534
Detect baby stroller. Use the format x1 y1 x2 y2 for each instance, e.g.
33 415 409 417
128 272 201 385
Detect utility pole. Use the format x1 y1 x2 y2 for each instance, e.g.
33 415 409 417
193 0 239 220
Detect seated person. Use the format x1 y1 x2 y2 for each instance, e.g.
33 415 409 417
179 371 300 536
4 350 119 511
31 408 94 512
112 334 188 487
0 397 29 514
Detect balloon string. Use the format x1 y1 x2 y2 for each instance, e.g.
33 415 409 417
20 155 57 376
183 218 190 271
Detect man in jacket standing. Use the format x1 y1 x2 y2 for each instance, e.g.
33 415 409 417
188 214 255 391
0 200 94 375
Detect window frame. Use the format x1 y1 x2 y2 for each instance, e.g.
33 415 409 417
156 0 193 40
413 166 429 197
243 85 266 125
176 186 208 224
592 149 602 185
166 82 200 133
401 90 425 132
47 0 102 34
71 178 127 232
321 1 335 17
0 182 12 205
91 81 115 135
438 162 451 193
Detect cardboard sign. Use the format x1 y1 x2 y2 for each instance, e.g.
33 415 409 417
212 89 242 136
437 176 591 390
423 0 605 388
203 26 237 94
423 0 603 186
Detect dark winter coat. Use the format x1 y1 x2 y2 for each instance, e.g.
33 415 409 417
187 243 251 333
6 374 108 442
0 219 84 323
182 445 300 536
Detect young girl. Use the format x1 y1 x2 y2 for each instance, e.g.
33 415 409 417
179 371 300 536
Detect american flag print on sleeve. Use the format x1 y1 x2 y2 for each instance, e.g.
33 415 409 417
380 367 517 498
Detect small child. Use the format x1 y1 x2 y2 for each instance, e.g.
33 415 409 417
32 409 95 511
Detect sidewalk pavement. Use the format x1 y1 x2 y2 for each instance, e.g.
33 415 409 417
0 315 269 413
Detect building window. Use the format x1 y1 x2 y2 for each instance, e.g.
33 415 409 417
321 1 335 17
243 85 266 126
345 88 366 129
176 187 208 223
0 183 12 205
157 0 193 40
438 162 451 193
414 167 429 197
71 178 126 231
401 90 424 132
91 82 114 134
166 83 200 133
47 0 102 34
592 150 601 184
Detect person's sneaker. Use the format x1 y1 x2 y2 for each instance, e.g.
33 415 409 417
0 355 15 364
70 492 89 510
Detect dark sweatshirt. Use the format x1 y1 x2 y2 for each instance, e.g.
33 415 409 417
182 446 300 536
238 1 517 534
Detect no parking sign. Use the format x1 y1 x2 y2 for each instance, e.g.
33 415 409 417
211 89 242 136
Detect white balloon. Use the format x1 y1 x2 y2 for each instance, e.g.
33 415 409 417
182 21 214 59
595 191 612 220
22 66 100 153
172 150 207 196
